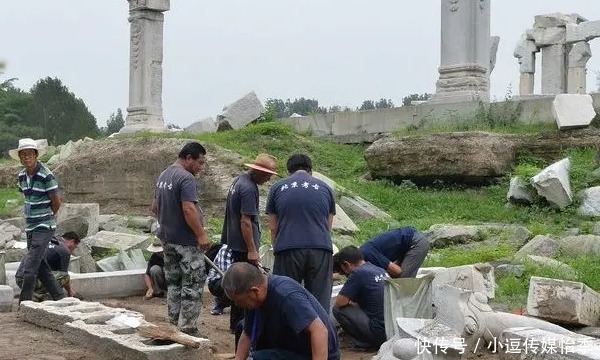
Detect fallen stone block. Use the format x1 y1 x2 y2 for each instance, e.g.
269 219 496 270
507 176 537 205
19 297 143 332
0 285 13 312
311 171 346 196
20 299 210 360
0 222 21 249
558 235 600 257
531 158 572 209
427 264 495 299
332 204 359 234
552 94 596 130
579 186 600 217
526 255 577 279
338 195 392 221
85 231 153 255
527 276 600 326
127 216 155 232
99 214 128 232
56 203 100 238
515 234 559 258
185 117 217 134
425 224 482 248
64 320 211 360
70 269 146 299
216 91 264 130
500 327 600 359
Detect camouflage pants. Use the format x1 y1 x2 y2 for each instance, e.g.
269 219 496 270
16 272 69 302
163 242 206 334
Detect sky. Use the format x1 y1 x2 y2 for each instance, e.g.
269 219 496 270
2 1 600 128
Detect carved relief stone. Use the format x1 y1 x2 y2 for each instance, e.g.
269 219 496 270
449 0 459 12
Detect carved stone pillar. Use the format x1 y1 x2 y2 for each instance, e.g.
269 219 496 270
541 44 567 94
567 41 592 94
514 36 539 96
121 0 170 134
429 0 491 104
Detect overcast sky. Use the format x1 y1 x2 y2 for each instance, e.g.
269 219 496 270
2 1 600 127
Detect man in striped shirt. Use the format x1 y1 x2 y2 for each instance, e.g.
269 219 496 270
9 138 64 304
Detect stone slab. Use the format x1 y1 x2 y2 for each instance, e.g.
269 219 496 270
70 269 146 299
527 276 600 326
534 13 585 28
64 320 210 360
552 94 596 130
0 285 13 312
532 158 572 209
500 327 600 359
56 203 100 239
579 187 600 217
20 298 210 360
85 231 152 253
216 91 264 130
332 204 359 234
338 195 392 221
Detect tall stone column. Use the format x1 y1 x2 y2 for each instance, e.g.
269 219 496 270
429 0 491 104
514 37 539 96
540 44 567 95
567 41 592 94
121 0 170 134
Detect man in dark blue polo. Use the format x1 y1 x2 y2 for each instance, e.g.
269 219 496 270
332 246 387 350
266 154 336 311
222 262 340 360
359 226 429 278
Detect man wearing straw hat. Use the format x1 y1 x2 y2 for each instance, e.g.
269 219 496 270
221 153 277 344
10 138 65 304
144 241 166 299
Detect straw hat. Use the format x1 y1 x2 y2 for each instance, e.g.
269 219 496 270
146 241 163 253
9 138 46 161
244 153 278 175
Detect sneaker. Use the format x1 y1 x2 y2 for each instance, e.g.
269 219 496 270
211 306 224 315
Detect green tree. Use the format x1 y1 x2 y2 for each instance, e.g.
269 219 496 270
106 108 125 134
25 77 100 144
401 93 431 106
359 100 375 111
375 98 394 109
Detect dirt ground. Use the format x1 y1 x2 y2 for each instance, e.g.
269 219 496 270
0 294 499 360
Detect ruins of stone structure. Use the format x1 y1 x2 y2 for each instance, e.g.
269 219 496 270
429 0 494 104
121 0 170 134
514 13 600 96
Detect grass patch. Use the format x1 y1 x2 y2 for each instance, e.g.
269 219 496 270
423 242 519 268
0 187 21 216
130 122 598 243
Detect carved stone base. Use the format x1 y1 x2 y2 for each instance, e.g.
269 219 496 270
121 108 165 134
429 64 490 104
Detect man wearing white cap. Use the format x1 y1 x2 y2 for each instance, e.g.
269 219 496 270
10 138 65 304
144 241 166 299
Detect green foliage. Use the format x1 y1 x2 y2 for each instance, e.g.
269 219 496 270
106 108 125 135
359 100 375 111
265 98 327 118
424 242 518 268
401 93 431 106
0 187 21 215
26 77 100 144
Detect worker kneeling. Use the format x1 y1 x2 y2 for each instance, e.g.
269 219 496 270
332 245 387 351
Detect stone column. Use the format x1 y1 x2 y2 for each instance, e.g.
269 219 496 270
541 44 567 94
429 0 491 104
567 41 592 94
121 0 170 134
514 36 539 96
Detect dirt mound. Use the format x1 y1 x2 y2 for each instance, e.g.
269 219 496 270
52 137 245 216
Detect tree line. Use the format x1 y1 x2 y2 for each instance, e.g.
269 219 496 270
0 64 124 157
265 93 431 118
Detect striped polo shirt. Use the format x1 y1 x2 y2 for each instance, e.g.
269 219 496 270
18 162 59 231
